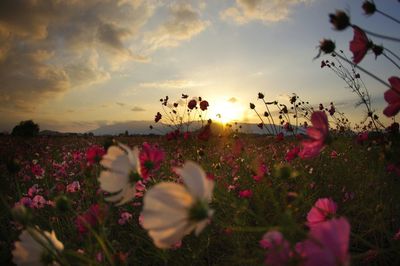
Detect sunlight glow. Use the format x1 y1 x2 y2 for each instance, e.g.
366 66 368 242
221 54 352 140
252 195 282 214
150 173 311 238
209 100 244 124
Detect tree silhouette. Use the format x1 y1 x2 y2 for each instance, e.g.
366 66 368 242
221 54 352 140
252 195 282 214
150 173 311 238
11 120 40 137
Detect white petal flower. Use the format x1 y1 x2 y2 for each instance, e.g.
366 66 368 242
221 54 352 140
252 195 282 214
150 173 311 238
12 227 64 266
99 144 140 206
142 161 214 249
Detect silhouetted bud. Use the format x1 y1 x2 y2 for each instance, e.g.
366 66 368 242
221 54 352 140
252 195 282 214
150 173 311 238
250 103 256 109
329 10 351 30
372 45 383 58
362 1 376 15
258 93 264 99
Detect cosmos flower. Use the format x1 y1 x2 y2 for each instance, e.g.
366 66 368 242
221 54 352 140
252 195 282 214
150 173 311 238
139 142 165 180
383 76 400 117
200 100 209 111
299 111 329 159
141 161 214 249
99 144 141 205
307 198 337 227
259 231 291 266
86 145 105 166
75 204 108 234
299 218 350 266
350 26 371 64
13 227 64 266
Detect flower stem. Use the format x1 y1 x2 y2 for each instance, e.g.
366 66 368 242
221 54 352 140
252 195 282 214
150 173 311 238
334 52 391 89
355 25 400 42
377 9 400 24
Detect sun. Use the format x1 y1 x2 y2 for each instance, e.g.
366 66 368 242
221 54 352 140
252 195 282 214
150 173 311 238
209 100 244 124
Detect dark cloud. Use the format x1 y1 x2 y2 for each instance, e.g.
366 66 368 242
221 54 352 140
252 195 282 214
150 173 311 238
0 0 154 112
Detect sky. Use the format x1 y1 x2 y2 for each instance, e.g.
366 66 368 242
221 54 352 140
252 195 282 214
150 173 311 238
0 0 399 133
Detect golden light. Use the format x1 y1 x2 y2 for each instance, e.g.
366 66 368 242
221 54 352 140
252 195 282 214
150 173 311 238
209 100 244 124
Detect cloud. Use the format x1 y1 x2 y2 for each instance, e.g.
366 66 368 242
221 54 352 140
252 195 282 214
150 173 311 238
116 102 126 107
131 106 146 112
139 79 202 89
0 0 155 112
220 0 312 24
228 97 238 103
143 3 209 52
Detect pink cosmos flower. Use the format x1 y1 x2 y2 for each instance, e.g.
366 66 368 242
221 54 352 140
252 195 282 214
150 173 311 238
383 76 400 117
285 146 300 162
32 195 47 209
300 218 350 266
139 142 165 180
299 111 329 159
86 145 105 166
31 164 45 179
307 198 337 227
66 181 81 193
118 212 133 225
350 26 371 64
16 197 32 208
238 189 253 198
330 150 338 158
260 231 291 266
28 184 40 197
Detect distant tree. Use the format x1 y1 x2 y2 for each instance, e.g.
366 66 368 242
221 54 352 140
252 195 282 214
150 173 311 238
11 120 40 137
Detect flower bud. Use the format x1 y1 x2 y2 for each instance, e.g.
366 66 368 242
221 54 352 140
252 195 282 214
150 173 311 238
362 1 376 15
329 10 351 30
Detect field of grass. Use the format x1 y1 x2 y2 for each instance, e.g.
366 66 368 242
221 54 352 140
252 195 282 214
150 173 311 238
1 131 400 265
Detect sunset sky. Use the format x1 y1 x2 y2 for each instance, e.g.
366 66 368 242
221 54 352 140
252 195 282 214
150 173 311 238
0 0 399 133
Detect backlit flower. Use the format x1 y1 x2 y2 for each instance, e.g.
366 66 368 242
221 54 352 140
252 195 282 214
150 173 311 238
13 227 64 266
350 26 371 64
259 231 291 266
383 76 400 117
99 144 141 205
188 99 197 110
141 161 214 249
307 198 337 227
299 111 329 159
300 218 350 266
86 145 105 166
139 142 165 180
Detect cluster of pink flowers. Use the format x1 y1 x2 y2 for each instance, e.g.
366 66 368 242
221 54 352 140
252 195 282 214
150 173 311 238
260 198 350 266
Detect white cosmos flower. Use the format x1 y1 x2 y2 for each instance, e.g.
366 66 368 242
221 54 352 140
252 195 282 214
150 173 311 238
12 227 64 266
99 143 141 206
141 161 214 249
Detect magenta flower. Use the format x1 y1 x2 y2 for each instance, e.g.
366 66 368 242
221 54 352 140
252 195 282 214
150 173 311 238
299 111 329 159
139 142 165 180
32 195 47 209
86 145 105 166
118 212 133 225
66 181 81 193
383 76 400 117
285 146 300 162
300 218 350 266
260 231 291 266
238 189 253 198
350 26 371 64
307 198 337 227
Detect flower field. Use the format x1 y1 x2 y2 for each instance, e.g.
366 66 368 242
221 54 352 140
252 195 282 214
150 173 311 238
1 128 400 265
